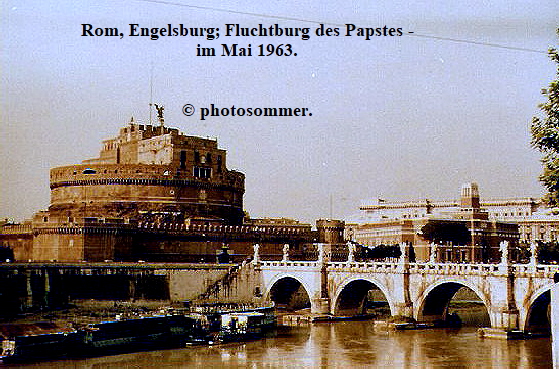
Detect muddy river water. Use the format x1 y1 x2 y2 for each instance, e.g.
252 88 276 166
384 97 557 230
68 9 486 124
3 321 552 368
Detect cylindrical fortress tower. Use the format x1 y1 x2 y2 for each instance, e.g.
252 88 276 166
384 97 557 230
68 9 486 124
47 122 245 224
316 219 345 244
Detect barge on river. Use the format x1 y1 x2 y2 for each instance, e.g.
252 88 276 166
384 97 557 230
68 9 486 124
0 314 201 362
0 305 276 362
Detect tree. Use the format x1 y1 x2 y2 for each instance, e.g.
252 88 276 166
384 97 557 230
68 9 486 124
531 30 559 206
536 241 559 264
419 220 471 245
361 244 401 260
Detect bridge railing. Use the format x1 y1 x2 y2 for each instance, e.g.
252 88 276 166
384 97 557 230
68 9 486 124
258 260 320 268
256 245 559 278
258 258 559 278
328 261 503 273
408 262 501 274
512 264 559 277
328 261 400 272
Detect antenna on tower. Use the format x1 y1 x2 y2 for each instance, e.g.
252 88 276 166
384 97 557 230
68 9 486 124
149 61 154 124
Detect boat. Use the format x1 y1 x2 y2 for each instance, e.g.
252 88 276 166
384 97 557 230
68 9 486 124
0 305 277 362
0 324 79 363
215 306 277 343
217 311 267 342
78 314 201 354
1 314 203 362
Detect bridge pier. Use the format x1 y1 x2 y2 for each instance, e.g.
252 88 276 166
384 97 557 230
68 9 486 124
312 260 331 315
489 307 519 330
488 266 520 331
394 302 414 318
551 276 559 368
393 243 414 319
311 297 330 314
392 271 413 319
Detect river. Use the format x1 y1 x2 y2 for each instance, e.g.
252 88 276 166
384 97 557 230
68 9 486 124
2 321 552 368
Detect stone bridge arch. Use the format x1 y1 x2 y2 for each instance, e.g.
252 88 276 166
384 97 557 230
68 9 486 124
263 273 313 311
415 278 491 326
523 284 552 334
331 276 395 317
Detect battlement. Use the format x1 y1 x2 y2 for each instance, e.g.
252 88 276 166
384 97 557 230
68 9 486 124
0 223 33 235
28 220 314 239
83 122 223 168
119 123 179 140
50 164 244 189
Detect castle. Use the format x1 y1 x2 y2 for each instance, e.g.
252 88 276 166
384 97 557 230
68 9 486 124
1 112 342 262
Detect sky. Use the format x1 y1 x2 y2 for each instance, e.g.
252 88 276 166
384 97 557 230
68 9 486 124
1 0 558 224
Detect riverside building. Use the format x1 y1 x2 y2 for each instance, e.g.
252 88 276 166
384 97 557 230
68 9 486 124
346 182 559 263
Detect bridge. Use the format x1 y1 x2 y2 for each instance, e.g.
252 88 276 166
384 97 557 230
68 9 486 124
253 242 558 333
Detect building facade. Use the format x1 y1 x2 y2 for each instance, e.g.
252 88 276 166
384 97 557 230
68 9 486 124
347 183 534 263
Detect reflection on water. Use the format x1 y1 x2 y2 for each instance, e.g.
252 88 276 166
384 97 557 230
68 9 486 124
3 322 552 368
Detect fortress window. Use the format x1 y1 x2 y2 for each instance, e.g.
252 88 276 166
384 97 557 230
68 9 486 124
194 167 211 179
194 151 200 163
206 153 212 164
43 216 48 222
83 168 96 174
217 155 222 173
180 151 186 169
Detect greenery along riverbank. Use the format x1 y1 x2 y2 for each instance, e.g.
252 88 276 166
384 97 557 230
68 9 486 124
1 300 172 328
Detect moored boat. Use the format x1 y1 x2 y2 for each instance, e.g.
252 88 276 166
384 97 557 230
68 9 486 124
0 304 277 362
78 314 200 354
0 324 78 363
218 311 267 342
215 306 277 343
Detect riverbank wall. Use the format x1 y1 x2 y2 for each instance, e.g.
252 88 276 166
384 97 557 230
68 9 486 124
0 262 261 319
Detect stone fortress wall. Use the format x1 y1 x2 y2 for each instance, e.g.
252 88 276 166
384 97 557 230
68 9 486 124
49 163 244 223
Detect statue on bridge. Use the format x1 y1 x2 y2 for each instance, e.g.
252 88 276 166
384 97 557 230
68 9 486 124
530 242 538 266
282 244 289 262
399 242 408 263
429 242 438 264
347 241 355 263
253 243 260 263
317 243 324 263
499 240 509 265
